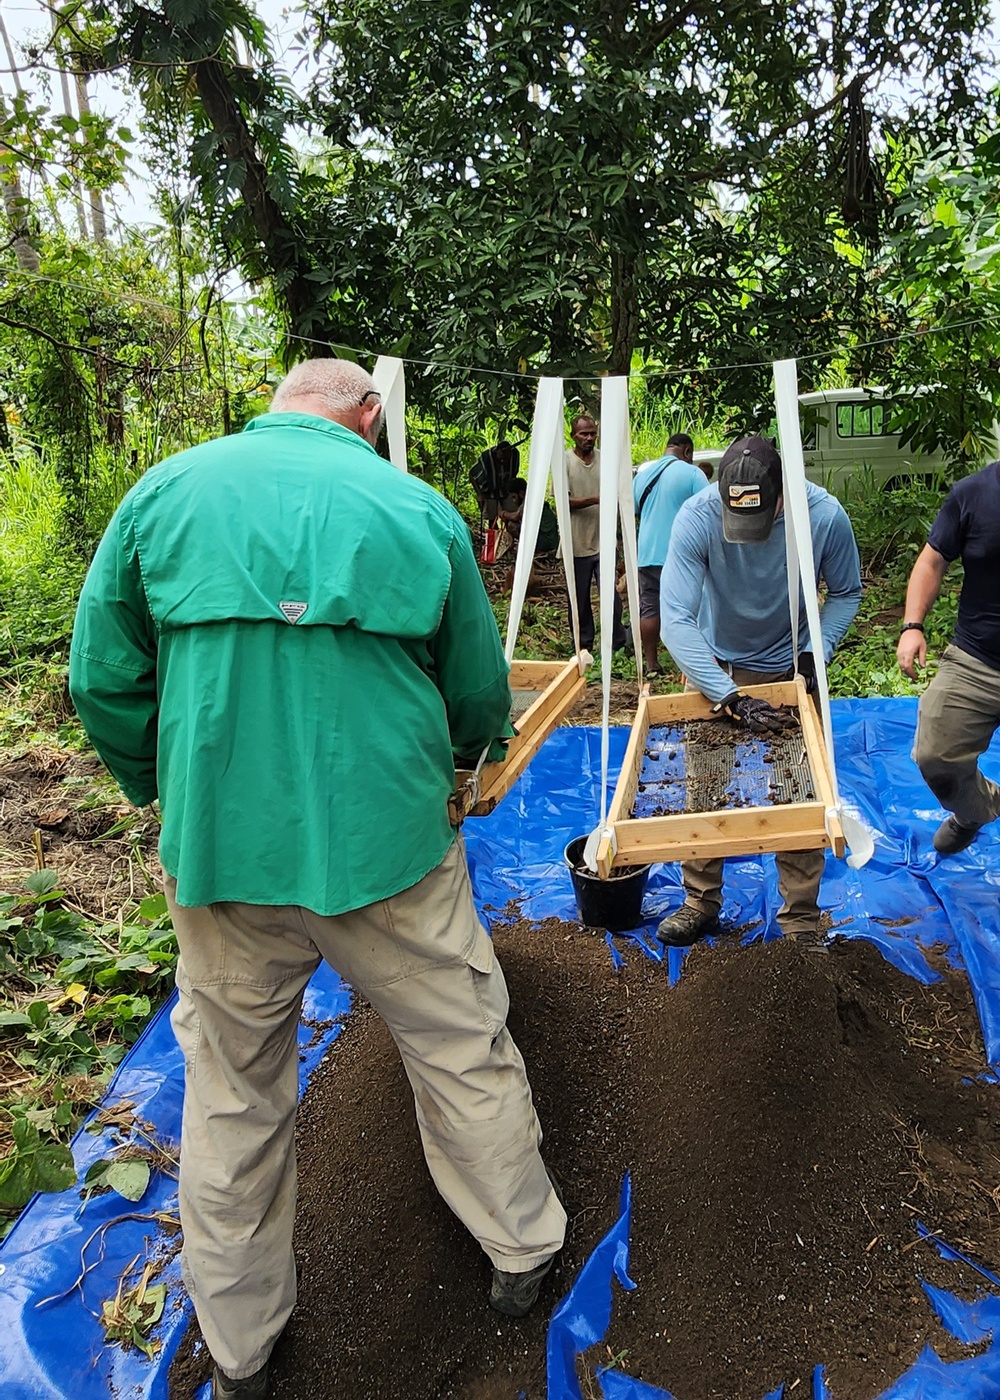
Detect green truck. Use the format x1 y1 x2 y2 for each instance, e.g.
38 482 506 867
691 387 995 493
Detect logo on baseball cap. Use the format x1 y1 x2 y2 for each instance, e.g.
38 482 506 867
719 436 782 543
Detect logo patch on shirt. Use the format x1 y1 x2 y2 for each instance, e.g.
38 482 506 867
278 600 308 624
728 484 761 509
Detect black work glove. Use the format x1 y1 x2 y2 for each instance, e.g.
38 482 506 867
797 652 817 694
716 691 798 735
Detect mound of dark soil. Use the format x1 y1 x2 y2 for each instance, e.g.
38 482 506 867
169 922 1000 1400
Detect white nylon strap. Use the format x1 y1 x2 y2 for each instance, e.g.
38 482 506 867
773 359 874 869
614 395 644 692
549 399 586 667
371 355 407 472
505 378 583 664
582 378 634 870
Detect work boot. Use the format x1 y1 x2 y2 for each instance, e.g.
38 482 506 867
489 1164 565 1319
933 815 983 856
213 1363 269 1399
490 1254 558 1319
655 904 720 948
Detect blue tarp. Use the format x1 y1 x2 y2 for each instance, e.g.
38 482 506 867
2 698 999 1399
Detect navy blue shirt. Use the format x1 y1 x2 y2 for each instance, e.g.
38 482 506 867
928 462 1000 672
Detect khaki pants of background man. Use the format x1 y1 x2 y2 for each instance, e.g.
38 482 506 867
914 644 1000 829
165 840 566 1381
681 666 825 936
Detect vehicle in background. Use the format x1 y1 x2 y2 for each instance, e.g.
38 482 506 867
691 387 1000 494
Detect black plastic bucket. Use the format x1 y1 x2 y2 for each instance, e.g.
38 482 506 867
564 836 651 932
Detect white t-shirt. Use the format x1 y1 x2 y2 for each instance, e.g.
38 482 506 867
565 448 601 556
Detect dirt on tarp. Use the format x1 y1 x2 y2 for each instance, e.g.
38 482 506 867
169 922 1000 1400
567 679 645 726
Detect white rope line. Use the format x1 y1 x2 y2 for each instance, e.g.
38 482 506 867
7 265 999 387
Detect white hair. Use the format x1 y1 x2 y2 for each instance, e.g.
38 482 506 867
271 358 377 416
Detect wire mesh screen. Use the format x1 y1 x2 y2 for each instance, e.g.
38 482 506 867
510 688 545 723
632 719 815 818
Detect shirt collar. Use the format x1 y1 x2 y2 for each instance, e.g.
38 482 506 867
243 411 379 457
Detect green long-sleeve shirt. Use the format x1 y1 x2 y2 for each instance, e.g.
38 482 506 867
69 412 513 914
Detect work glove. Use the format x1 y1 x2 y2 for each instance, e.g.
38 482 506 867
715 691 798 735
454 731 515 770
797 652 817 694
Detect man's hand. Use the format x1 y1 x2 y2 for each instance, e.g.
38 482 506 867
897 627 927 679
716 691 798 734
797 652 817 694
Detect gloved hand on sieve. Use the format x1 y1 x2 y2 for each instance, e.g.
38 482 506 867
715 691 798 735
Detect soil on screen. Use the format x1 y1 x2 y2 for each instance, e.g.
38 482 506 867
169 916 1000 1400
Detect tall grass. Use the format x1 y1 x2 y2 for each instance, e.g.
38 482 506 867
628 385 731 464
0 446 83 663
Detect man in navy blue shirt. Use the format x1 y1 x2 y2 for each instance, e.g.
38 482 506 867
898 461 1000 854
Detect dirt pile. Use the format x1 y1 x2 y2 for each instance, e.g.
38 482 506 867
596 936 996 1398
0 746 161 915
170 922 1000 1400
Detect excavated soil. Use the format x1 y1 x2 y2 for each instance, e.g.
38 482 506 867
0 746 162 916
567 680 645 725
169 918 1000 1400
636 715 815 815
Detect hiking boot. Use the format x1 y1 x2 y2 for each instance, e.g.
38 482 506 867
213 1363 269 1399
933 815 982 856
655 904 720 948
490 1254 558 1319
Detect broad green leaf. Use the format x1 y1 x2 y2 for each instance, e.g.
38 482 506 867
24 870 59 896
105 1159 150 1202
138 894 168 921
0 1011 33 1030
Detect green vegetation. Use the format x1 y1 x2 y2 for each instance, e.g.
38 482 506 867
0 868 177 1236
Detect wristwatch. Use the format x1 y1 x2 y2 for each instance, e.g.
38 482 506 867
899 622 925 634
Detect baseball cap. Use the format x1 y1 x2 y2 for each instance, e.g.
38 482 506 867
718 436 782 543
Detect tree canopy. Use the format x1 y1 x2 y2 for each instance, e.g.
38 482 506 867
2 0 1000 455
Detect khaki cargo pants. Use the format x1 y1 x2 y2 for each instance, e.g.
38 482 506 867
165 839 566 1380
681 666 825 935
913 644 1000 829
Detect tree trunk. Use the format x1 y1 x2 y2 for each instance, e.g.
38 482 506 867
609 247 638 376
50 10 87 239
0 14 39 270
193 57 323 348
73 72 107 242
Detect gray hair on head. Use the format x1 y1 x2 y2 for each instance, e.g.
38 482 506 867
271 358 377 416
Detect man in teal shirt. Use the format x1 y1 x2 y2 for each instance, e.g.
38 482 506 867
70 359 566 1399
632 433 709 677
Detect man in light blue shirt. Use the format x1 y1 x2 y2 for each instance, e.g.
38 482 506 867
657 435 862 948
632 433 709 676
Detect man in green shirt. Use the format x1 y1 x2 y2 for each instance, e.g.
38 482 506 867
70 359 566 1400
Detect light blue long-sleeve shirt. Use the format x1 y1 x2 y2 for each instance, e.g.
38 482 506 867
660 481 862 702
632 454 709 567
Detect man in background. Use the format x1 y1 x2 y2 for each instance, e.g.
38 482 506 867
898 459 1000 855
566 412 627 655
70 359 566 1400
498 477 560 594
632 432 710 678
658 434 862 947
